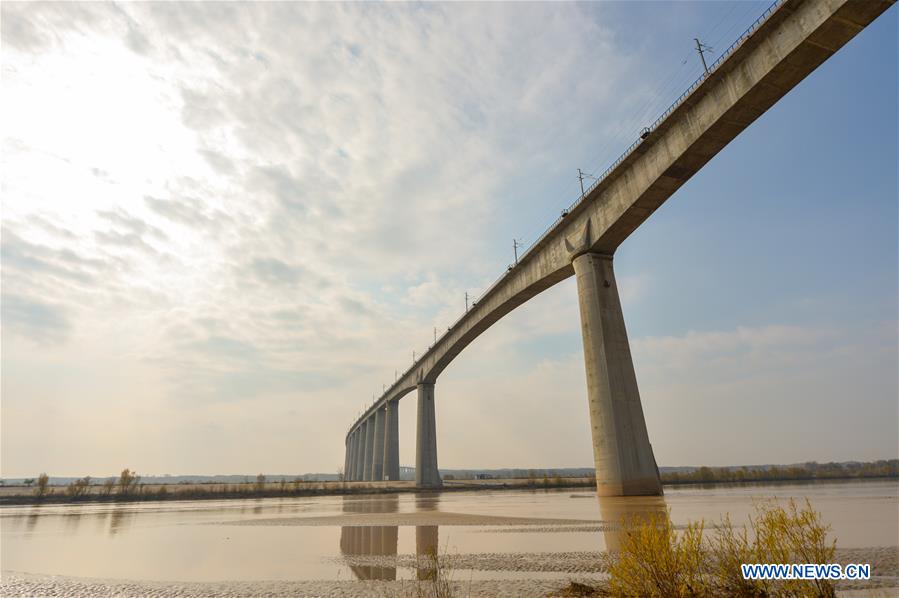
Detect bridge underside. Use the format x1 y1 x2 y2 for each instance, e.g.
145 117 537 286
343 0 895 493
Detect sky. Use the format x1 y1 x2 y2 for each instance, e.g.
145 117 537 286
1 2 896 479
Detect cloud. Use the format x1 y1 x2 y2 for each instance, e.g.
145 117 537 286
97 209 168 241
1 293 71 344
247 257 313 288
1 228 100 285
198 149 235 175
144 195 220 230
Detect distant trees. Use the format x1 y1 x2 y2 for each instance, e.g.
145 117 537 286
35 473 50 498
255 473 266 493
100 479 115 497
117 469 140 496
661 460 899 485
66 477 92 498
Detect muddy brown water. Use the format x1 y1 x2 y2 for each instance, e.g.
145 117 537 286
1 479 896 582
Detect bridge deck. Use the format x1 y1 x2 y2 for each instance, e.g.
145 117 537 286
347 0 895 440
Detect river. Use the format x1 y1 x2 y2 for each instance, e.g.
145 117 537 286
1 479 896 596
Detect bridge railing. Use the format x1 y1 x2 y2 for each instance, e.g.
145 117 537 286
351 0 785 430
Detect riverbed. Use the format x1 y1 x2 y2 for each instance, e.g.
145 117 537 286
1 479 897 596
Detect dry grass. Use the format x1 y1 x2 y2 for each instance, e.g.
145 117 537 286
399 543 470 598
560 499 837 598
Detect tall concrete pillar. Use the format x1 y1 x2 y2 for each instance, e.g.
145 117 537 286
415 383 442 487
363 418 374 481
354 430 362 480
350 431 359 480
383 399 400 481
347 431 354 481
356 422 365 481
571 252 661 496
344 438 350 481
372 406 386 481
351 430 360 480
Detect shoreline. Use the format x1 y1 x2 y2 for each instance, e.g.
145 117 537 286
3 545 898 598
1 475 896 507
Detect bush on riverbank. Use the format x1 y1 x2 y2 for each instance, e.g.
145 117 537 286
571 499 836 597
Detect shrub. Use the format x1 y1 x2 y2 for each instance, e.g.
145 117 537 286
34 473 50 498
408 545 456 598
117 469 139 495
66 476 92 498
608 512 709 597
100 478 115 497
749 499 836 598
603 499 836 598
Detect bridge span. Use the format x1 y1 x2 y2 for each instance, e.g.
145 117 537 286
343 0 895 494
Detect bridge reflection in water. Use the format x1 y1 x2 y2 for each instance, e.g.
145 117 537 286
339 492 674 580
597 494 669 552
339 495 440 581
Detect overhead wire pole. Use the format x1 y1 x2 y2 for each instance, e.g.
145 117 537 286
512 238 522 264
578 169 597 200
694 37 713 76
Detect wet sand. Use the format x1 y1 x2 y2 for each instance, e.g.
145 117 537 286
3 547 898 598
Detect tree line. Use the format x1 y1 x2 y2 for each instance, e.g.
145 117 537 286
661 459 898 484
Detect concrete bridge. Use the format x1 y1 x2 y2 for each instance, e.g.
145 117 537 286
343 0 894 495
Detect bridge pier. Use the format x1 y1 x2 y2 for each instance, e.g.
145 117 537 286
362 418 374 481
354 428 364 481
571 252 661 497
383 399 400 481
346 432 354 481
344 437 351 481
415 383 442 487
372 406 386 481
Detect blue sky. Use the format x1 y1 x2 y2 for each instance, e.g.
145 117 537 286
1 2 896 477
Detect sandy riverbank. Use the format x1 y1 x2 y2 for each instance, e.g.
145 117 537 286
3 547 897 597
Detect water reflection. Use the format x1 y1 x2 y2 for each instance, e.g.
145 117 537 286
339 495 440 581
415 525 439 581
597 494 669 551
340 495 399 580
108 507 134 535
25 507 41 533
62 509 83 534
414 492 441 511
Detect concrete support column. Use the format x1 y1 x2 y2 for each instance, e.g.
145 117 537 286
415 383 442 487
572 252 661 496
347 432 354 481
383 399 400 481
344 438 350 481
363 418 375 481
347 431 355 481
350 431 360 480
353 429 364 481
372 406 386 481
